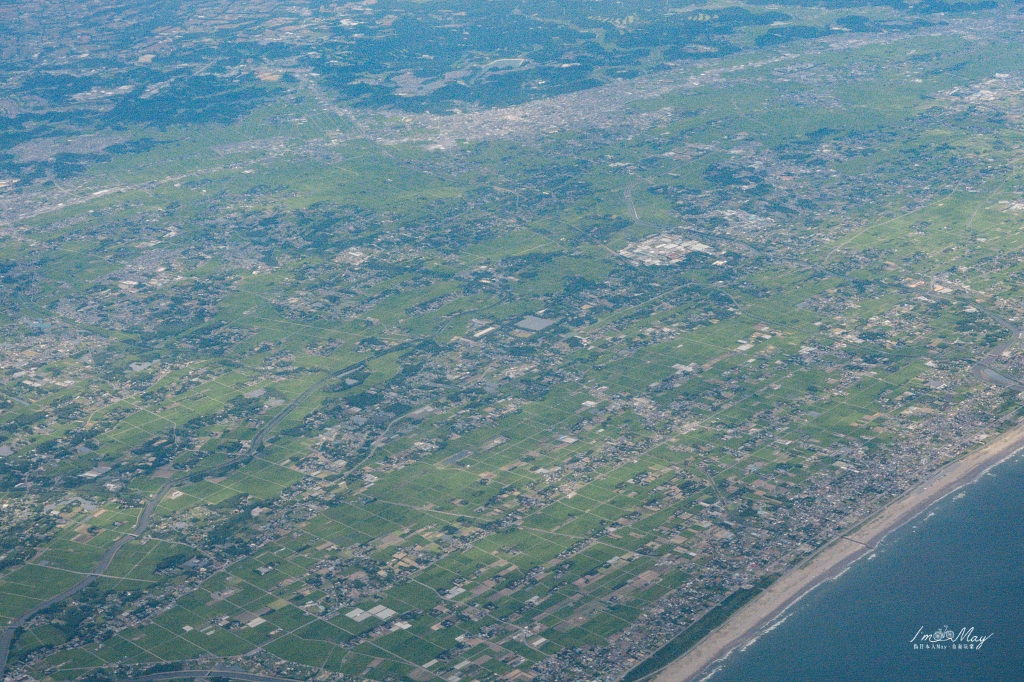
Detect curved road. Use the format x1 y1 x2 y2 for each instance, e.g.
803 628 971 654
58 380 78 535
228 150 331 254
0 475 177 679
971 308 1024 388
0 360 372 677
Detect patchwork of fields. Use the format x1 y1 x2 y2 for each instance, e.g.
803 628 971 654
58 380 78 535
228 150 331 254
1 2 1023 681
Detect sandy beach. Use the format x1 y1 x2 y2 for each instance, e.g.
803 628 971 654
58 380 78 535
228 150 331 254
652 423 1024 682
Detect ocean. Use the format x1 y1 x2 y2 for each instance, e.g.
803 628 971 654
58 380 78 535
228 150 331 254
705 454 1024 682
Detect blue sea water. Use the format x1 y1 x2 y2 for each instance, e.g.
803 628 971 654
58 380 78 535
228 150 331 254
708 454 1024 682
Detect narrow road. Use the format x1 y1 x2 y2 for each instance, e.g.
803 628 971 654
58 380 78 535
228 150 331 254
0 360 373 677
132 669 300 682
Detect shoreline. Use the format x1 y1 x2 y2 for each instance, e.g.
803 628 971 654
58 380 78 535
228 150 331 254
652 423 1024 682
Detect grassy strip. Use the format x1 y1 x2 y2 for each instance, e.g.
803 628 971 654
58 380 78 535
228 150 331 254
621 575 777 682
